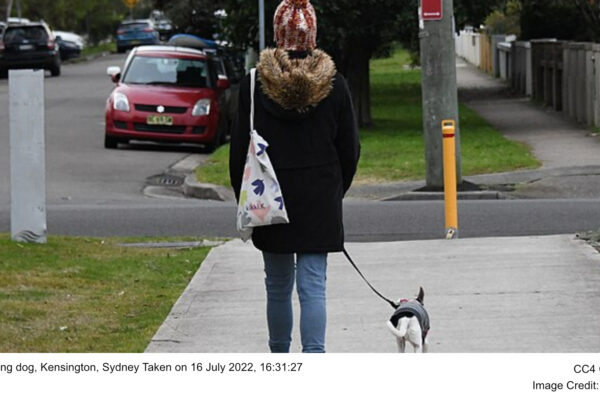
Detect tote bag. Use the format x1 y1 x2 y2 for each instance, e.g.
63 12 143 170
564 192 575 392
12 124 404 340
236 69 289 241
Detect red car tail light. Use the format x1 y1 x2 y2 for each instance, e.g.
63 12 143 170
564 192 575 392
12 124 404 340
47 39 55 50
143 27 154 32
117 29 126 35
0 41 4 51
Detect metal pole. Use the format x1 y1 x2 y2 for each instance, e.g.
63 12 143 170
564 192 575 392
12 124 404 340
5 0 14 22
259 0 265 51
419 0 461 188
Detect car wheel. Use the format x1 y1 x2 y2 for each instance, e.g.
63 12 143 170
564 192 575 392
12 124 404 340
0 68 7 79
117 46 125 54
104 135 119 149
50 62 61 77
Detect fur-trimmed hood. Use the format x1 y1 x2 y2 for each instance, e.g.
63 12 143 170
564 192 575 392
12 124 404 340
256 48 337 113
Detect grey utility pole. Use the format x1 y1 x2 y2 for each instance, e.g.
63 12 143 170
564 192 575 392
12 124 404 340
5 0 14 22
419 0 461 188
259 0 265 51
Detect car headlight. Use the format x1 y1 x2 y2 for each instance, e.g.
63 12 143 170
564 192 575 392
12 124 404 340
113 92 130 112
192 99 211 116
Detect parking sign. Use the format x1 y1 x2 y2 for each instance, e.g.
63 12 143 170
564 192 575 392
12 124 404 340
421 0 443 21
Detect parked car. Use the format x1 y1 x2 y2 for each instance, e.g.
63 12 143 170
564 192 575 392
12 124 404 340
7 18 30 24
104 45 231 152
53 30 84 60
0 21 61 78
149 10 174 41
116 20 159 53
168 34 243 140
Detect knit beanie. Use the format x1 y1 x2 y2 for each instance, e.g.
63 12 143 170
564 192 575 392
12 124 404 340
273 0 317 51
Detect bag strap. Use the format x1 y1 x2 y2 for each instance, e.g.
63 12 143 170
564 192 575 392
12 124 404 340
343 248 398 310
250 68 256 132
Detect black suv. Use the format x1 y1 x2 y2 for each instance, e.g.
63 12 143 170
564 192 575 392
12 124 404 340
0 21 61 78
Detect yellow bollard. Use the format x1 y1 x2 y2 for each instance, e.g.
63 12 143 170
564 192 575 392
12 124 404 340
442 119 458 239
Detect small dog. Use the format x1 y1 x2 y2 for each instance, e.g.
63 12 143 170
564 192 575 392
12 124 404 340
386 287 430 353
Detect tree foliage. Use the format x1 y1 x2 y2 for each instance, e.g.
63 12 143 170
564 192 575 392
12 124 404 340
520 0 589 41
572 0 600 42
214 0 406 126
162 0 225 39
454 0 505 29
484 0 521 35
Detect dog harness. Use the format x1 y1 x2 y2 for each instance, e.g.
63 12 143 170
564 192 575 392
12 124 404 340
389 300 430 340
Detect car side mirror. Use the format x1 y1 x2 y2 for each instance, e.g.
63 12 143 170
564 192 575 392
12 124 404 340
106 66 121 83
217 77 230 90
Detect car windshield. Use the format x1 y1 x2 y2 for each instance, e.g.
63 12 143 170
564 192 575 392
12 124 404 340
4 27 48 44
123 56 209 88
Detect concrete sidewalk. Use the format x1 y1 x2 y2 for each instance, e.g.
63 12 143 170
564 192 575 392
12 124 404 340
145 60 600 354
457 58 600 169
146 235 600 353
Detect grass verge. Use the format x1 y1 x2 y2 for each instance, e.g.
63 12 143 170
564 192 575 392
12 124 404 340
81 41 116 58
0 234 212 352
196 144 231 187
196 49 540 186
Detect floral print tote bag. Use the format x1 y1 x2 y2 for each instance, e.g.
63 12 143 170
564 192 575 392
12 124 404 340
236 69 289 241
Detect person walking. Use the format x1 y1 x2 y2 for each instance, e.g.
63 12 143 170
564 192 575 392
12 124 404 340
229 0 360 353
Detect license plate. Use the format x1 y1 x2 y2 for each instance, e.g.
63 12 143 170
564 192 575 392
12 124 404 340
19 44 34 50
130 40 141 44
147 115 173 125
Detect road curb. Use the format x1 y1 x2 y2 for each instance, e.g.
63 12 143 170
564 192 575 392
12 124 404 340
382 190 503 201
171 154 235 202
182 175 235 202
63 51 114 65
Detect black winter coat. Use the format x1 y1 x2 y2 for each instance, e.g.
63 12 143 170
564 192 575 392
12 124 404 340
229 53 360 254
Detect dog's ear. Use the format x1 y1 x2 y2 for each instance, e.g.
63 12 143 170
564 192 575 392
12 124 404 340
417 287 425 304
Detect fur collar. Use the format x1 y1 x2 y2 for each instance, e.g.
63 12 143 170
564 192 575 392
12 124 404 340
257 48 337 111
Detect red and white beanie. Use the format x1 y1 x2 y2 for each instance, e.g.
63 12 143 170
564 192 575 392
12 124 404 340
273 0 317 51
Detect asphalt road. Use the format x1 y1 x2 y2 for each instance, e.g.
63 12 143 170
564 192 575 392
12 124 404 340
0 54 599 242
0 198 598 241
0 53 207 206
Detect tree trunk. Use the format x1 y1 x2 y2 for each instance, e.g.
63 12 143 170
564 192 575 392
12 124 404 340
343 46 373 128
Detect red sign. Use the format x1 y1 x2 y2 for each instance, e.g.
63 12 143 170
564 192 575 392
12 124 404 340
421 0 443 20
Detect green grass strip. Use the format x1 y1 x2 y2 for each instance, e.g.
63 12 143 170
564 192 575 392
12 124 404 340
81 41 116 58
0 234 211 352
196 49 540 187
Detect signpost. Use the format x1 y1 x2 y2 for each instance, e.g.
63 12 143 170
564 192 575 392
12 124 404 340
259 0 265 51
123 0 140 18
122 0 140 7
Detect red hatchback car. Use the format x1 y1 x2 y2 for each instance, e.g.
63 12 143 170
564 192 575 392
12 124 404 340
104 45 230 151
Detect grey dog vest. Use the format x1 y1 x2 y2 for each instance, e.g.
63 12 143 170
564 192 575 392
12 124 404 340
389 300 430 340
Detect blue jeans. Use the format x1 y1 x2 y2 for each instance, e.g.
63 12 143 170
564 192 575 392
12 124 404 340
262 252 327 353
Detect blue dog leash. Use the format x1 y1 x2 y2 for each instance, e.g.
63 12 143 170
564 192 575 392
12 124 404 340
343 248 398 310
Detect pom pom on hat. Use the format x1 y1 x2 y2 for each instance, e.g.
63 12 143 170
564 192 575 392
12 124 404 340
273 0 317 51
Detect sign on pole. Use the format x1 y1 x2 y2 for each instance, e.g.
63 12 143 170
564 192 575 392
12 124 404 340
123 0 140 9
421 0 443 21
10 69 47 244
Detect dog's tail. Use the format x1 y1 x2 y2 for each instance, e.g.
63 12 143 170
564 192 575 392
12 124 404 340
386 318 409 338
